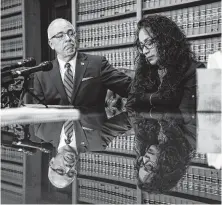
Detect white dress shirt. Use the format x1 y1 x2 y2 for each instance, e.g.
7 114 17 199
57 53 78 151
57 123 77 152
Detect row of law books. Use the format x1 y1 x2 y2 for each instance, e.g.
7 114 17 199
1 0 22 16
173 165 221 201
142 192 203 204
1 161 24 186
1 14 22 37
78 178 137 204
146 2 221 36
78 18 137 48
1 37 23 59
84 36 220 66
78 152 136 184
77 0 136 21
1 182 23 204
190 37 221 63
85 47 136 70
1 147 24 164
143 0 198 9
106 133 135 154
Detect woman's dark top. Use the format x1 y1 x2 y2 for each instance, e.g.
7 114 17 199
126 61 205 111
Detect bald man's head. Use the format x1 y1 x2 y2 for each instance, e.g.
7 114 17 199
47 18 77 61
48 165 76 188
47 18 74 39
48 146 79 188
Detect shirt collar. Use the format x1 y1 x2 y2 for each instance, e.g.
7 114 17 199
57 52 77 70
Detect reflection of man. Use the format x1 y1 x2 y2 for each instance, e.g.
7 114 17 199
34 18 131 119
34 112 131 188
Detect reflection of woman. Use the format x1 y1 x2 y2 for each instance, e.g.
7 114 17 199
126 15 205 111
131 108 195 193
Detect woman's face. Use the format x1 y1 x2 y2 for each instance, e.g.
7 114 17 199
138 145 160 183
138 28 159 65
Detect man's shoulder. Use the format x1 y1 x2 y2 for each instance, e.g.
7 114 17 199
35 59 57 77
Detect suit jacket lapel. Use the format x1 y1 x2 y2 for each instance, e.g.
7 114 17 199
49 59 69 105
74 121 88 153
72 53 88 103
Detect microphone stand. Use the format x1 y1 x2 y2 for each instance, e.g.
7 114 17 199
18 75 48 108
1 86 20 108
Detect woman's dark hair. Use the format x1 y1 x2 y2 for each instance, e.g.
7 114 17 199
130 14 196 104
135 14 195 72
134 116 194 193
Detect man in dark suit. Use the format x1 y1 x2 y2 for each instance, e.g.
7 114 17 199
34 111 132 188
34 18 132 121
33 18 132 188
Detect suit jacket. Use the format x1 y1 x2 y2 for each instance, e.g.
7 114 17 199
34 52 132 122
33 112 132 153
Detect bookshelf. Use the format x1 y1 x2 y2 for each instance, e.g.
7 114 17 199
142 0 219 13
74 0 221 65
72 0 222 204
1 0 42 204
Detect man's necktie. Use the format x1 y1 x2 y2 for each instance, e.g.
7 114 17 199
64 63 74 144
64 63 74 104
64 120 73 144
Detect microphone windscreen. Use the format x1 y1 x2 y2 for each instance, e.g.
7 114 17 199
41 61 53 72
25 57 36 67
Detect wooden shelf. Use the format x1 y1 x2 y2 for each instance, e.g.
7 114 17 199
79 42 134 51
1 33 22 40
1 56 23 61
1 11 22 19
1 158 23 166
143 0 220 14
168 190 221 204
104 149 136 156
77 11 136 25
187 32 221 40
78 197 102 204
102 150 136 157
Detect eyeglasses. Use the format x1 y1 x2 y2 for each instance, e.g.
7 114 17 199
138 39 155 53
49 161 76 178
49 29 76 41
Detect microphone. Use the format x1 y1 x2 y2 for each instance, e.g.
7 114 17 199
2 57 36 72
12 61 53 77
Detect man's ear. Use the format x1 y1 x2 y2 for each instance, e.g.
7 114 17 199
50 157 55 164
48 40 54 50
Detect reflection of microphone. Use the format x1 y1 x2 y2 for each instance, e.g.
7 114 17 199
12 61 53 77
1 130 53 154
13 138 53 153
2 57 36 72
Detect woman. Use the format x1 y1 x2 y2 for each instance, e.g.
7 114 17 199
131 107 195 193
126 14 205 111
